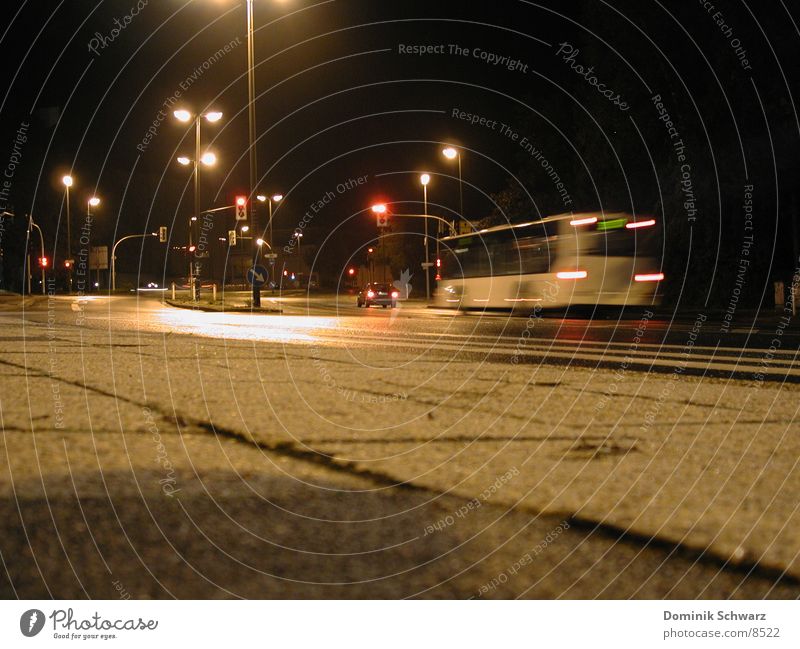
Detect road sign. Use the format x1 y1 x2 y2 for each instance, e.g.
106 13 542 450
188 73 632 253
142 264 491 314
264 253 278 259
421 262 434 269
89 246 108 270
247 264 269 287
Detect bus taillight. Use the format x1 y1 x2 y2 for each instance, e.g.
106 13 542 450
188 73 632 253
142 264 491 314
626 219 656 229
634 273 664 282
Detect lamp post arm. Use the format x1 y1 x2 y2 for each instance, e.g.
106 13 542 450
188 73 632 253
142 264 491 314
111 233 157 291
29 218 46 294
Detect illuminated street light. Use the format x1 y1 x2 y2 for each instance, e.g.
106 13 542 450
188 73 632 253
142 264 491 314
241 225 250 233
371 203 387 214
254 192 283 265
256 238 265 246
173 109 223 301
267 194 282 256
87 194 102 290
421 174 431 300
442 145 464 220
62 175 74 292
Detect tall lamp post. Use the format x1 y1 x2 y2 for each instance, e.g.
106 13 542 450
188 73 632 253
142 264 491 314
62 175 74 292
174 109 221 300
256 193 283 250
420 173 431 300
246 0 261 307
28 215 46 295
87 196 101 290
442 146 463 232
111 232 158 291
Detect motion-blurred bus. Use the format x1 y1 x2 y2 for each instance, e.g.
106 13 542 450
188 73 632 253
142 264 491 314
435 212 663 309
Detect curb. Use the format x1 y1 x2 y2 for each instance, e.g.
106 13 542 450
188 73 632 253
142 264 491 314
164 299 282 314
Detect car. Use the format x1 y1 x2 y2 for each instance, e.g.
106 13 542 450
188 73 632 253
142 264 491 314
357 283 398 308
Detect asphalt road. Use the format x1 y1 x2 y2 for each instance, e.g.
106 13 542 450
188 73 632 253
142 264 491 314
0 292 798 598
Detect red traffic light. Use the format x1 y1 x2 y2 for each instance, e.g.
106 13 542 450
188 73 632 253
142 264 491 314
235 196 247 221
64 260 72 269
39 257 48 267
188 245 196 253
435 258 441 268
347 268 355 276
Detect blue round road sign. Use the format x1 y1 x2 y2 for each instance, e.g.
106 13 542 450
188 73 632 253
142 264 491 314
247 265 269 287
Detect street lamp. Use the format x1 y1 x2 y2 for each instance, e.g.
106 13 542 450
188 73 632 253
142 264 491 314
442 146 464 223
62 175 74 292
87 196 101 290
199 151 217 166
174 109 222 300
245 0 260 306
420 173 431 300
27 215 46 295
293 230 303 256
257 192 283 255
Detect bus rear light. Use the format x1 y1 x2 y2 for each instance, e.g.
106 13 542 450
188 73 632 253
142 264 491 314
367 290 375 298
569 216 598 226
556 270 588 279
626 219 656 229
391 291 399 298
634 273 664 282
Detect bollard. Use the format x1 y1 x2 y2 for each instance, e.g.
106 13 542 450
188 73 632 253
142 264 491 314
171 282 176 300
774 281 784 311
212 283 217 303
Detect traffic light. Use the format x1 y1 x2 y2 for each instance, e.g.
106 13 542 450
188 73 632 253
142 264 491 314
188 245 196 254
228 229 237 246
64 260 72 269
38 257 48 268
435 257 441 281
235 196 247 221
348 268 355 276
159 226 168 243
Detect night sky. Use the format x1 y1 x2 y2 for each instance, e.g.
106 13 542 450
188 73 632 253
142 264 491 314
1 1 799 304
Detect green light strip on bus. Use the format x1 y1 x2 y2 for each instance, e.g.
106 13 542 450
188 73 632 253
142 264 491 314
597 218 628 231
